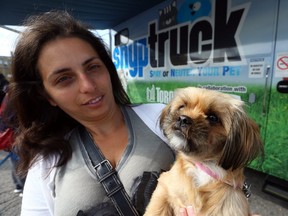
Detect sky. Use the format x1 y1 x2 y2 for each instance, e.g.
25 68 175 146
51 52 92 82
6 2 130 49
0 26 110 57
0 26 21 56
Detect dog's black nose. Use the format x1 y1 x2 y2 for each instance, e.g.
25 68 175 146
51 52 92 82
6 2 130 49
177 115 192 128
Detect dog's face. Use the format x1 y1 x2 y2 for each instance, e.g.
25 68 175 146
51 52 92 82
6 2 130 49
160 87 263 170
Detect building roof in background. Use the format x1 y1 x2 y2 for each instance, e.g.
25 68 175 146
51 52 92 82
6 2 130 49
0 0 165 29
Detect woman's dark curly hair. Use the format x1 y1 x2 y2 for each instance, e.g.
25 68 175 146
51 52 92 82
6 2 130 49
8 10 130 176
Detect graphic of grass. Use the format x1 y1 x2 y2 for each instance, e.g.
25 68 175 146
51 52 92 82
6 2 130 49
127 81 288 181
260 88 288 181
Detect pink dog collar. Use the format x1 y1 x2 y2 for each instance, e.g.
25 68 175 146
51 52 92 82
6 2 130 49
194 162 245 191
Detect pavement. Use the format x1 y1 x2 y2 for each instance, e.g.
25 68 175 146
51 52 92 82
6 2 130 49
0 151 22 216
0 151 288 216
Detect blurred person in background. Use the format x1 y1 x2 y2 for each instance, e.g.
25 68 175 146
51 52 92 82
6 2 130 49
0 73 25 197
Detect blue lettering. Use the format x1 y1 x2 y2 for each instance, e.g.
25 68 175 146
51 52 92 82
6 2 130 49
113 38 148 77
113 47 120 69
120 46 129 69
222 66 240 76
137 39 148 77
222 66 230 76
150 70 161 77
128 42 138 77
230 67 240 76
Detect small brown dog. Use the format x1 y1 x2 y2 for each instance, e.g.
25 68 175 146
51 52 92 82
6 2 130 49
144 87 263 216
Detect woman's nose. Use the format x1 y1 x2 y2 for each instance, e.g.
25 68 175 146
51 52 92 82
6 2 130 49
78 73 95 93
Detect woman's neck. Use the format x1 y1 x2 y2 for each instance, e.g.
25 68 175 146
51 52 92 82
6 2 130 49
84 105 129 168
84 105 125 140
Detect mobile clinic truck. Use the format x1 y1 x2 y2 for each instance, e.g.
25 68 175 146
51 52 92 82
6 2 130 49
110 0 288 199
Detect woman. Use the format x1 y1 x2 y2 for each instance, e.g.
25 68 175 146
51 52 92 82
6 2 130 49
9 10 175 216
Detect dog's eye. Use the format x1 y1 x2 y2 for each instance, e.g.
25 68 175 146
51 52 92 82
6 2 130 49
207 114 220 124
178 105 185 110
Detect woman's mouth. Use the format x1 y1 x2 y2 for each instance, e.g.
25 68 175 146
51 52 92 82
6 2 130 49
84 96 103 105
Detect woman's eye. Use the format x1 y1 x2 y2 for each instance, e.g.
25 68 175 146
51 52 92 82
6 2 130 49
87 64 99 72
55 75 72 85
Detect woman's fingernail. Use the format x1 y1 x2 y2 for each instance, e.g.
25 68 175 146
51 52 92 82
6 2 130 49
186 206 194 215
179 208 186 216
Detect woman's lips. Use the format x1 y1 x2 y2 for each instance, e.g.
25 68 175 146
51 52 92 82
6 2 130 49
84 96 103 105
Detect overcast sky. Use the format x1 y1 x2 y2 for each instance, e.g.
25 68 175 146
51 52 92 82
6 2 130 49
0 27 110 57
0 26 20 56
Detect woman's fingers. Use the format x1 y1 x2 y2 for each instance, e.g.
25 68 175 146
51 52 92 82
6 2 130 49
179 208 187 216
186 206 195 216
179 206 195 216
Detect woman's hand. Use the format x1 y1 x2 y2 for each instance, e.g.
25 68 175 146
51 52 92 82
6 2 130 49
179 206 195 216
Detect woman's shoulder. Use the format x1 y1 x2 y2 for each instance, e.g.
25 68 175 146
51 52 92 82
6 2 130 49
130 103 166 112
29 154 59 177
128 103 167 143
30 128 77 172
129 103 166 121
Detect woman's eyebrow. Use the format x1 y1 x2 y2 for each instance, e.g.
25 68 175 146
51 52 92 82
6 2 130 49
47 56 101 82
52 68 70 75
50 57 100 75
82 56 100 66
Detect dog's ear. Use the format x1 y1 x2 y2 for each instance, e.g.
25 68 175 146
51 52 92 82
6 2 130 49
159 104 171 131
219 110 263 170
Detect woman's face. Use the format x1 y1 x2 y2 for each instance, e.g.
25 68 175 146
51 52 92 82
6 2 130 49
38 37 116 124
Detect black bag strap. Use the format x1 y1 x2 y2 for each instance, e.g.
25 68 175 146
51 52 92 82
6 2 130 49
79 126 139 216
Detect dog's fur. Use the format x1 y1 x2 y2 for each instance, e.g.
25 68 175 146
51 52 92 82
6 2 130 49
144 87 263 216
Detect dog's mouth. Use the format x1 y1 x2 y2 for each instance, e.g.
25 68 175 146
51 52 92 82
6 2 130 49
173 115 196 138
168 115 208 153
173 115 192 133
